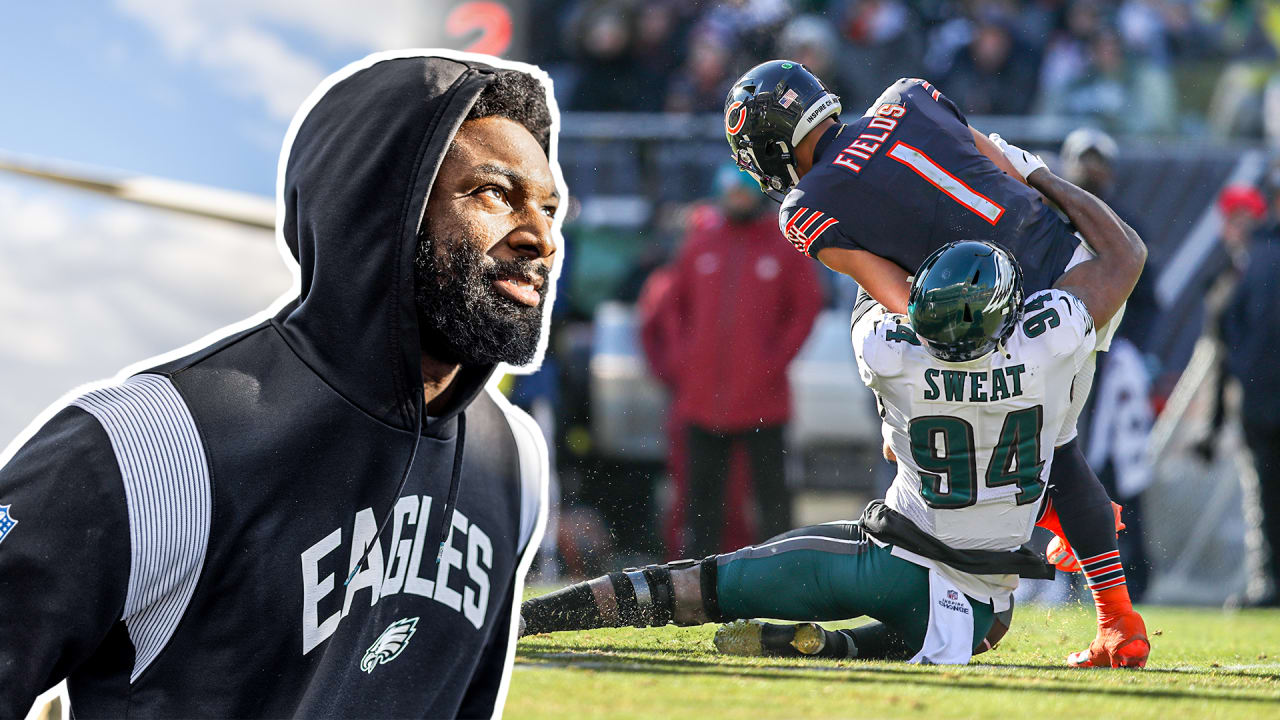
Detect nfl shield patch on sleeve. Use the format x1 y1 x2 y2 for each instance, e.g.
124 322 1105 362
0 505 17 546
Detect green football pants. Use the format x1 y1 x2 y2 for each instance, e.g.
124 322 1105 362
715 521 994 653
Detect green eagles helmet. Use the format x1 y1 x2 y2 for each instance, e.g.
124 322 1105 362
724 60 841 202
907 240 1024 362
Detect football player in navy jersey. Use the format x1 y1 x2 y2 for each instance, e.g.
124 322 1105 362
723 60 1149 668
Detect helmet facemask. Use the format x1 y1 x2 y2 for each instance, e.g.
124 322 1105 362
733 134 799 203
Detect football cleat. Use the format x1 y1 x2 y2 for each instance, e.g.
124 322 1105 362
1066 610 1150 669
714 620 829 657
714 620 763 656
789 622 828 656
1043 502 1127 573
1046 536 1081 572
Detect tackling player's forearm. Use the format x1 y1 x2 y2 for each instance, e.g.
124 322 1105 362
1029 168 1146 328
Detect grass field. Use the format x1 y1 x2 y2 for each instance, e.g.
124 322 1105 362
509 603 1280 720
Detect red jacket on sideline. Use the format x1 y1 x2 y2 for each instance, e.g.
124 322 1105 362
642 205 823 432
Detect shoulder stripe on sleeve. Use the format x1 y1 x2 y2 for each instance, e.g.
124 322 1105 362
784 207 840 255
72 373 211 683
489 392 548 555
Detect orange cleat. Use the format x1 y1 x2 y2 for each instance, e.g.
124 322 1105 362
1045 535 1081 572
1067 610 1150 669
1041 502 1126 574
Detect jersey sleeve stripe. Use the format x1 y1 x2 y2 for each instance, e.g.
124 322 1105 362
487 387 549 556
797 210 825 234
784 207 810 235
803 218 840 252
887 141 1005 225
71 373 212 683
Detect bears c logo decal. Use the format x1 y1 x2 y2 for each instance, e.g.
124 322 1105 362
725 101 746 136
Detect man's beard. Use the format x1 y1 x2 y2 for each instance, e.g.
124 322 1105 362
413 232 549 367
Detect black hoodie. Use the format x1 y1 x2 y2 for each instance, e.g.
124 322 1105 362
0 54 548 718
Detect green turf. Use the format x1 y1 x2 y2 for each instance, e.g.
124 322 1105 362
509 603 1280 720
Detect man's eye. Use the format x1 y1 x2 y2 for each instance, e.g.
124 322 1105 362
543 206 557 218
478 186 506 202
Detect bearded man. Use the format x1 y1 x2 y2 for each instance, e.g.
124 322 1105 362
0 52 559 718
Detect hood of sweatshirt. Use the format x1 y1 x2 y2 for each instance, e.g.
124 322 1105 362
274 54 516 433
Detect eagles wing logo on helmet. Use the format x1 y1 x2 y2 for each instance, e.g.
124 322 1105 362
360 617 419 673
984 252 1016 314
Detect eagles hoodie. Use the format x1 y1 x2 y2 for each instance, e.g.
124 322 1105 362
0 54 548 718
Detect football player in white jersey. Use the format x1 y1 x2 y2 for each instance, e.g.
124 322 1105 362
850 240 1095 607
519 190 1148 664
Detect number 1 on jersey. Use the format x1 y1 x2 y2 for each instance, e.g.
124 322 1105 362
887 142 1005 225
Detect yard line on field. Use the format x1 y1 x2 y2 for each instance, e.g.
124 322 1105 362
1163 663 1280 673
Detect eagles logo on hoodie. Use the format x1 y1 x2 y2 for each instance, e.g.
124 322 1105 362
361 618 419 673
0 52 552 719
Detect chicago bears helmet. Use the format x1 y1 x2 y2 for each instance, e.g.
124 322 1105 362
907 240 1024 362
724 60 841 202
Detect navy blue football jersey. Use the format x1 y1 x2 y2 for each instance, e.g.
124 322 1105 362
780 78 1079 293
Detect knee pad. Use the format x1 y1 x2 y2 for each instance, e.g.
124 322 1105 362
606 557 727 627
699 555 727 623
608 560 692 627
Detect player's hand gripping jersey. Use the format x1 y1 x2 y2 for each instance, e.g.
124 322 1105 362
782 79 1080 293
852 289 1096 601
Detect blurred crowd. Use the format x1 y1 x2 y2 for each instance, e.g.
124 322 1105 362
530 0 1280 139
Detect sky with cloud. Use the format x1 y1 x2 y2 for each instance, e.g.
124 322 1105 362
0 1 499 443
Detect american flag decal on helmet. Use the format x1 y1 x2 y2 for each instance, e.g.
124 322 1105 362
783 207 839 255
0 505 16 546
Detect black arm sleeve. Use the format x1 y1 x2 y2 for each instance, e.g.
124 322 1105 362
456 589 514 719
0 406 131 718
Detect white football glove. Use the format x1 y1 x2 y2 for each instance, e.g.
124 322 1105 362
988 132 1047 181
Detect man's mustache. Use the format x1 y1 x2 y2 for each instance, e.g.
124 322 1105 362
485 258 551 297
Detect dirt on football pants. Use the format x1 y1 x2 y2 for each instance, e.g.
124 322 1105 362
714 521 995 654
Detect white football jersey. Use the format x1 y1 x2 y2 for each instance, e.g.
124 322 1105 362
853 289 1096 601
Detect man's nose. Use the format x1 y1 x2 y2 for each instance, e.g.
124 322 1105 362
506 209 556 261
